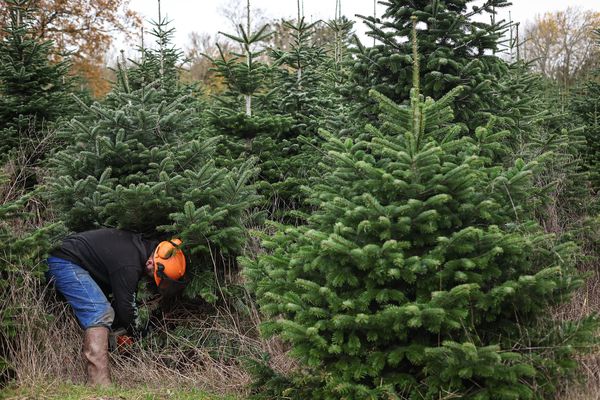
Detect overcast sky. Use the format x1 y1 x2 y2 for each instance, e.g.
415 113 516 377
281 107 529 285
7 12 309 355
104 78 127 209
123 0 600 53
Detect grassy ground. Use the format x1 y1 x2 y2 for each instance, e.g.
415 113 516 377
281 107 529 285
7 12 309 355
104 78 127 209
0 383 239 400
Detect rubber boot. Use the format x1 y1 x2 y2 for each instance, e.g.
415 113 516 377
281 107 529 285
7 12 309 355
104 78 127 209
83 326 111 386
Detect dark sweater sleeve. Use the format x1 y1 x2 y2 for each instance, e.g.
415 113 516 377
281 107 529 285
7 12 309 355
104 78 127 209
110 265 141 335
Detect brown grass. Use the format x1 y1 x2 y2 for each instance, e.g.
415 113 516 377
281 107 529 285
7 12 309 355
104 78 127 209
0 261 84 386
555 270 600 399
554 212 600 400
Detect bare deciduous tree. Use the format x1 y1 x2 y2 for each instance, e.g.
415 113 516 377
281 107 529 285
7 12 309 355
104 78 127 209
217 0 269 40
523 7 600 87
183 31 230 91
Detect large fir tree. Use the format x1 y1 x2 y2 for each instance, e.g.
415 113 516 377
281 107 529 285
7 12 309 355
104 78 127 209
348 0 513 133
245 23 597 399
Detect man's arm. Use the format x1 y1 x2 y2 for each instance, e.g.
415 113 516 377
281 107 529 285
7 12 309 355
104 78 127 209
110 266 142 336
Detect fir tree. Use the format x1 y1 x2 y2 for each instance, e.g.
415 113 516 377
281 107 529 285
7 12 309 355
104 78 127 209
262 9 345 214
245 22 597 399
348 0 513 133
0 0 75 156
0 0 72 363
270 15 332 136
204 0 287 139
201 1 300 217
124 6 190 102
201 2 292 182
47 16 260 303
490 20 593 229
318 14 361 143
485 59 591 227
517 73 591 227
255 6 358 216
571 29 600 192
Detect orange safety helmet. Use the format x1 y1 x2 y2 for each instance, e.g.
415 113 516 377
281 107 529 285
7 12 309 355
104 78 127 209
153 238 186 288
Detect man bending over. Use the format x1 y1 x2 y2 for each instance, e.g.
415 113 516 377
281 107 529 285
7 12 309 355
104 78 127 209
47 228 186 385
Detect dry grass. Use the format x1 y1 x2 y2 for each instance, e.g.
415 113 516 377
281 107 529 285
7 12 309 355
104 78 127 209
0 124 56 206
555 271 600 399
109 319 252 394
1 261 84 386
554 212 600 400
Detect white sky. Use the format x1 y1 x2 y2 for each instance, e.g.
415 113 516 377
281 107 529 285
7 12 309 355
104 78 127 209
123 0 600 53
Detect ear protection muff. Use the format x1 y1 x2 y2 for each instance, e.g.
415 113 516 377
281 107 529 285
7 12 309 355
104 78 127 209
152 238 186 289
156 239 181 260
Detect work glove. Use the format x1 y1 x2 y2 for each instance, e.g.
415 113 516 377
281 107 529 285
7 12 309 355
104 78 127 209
109 328 134 354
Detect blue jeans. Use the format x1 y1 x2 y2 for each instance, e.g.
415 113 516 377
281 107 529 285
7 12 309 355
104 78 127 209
46 256 114 330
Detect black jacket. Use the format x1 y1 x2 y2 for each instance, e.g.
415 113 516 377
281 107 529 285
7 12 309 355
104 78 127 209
51 228 158 334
